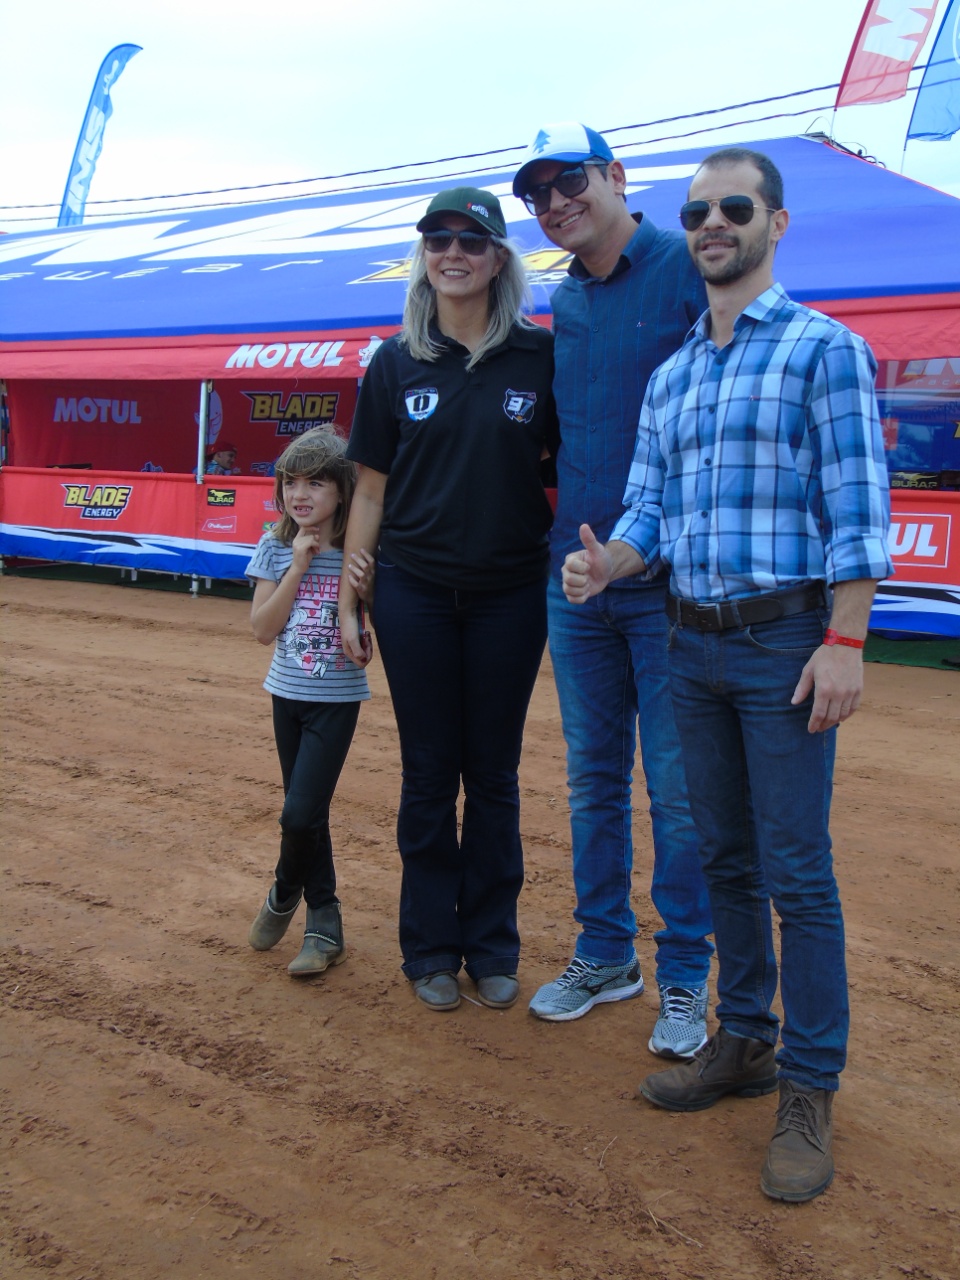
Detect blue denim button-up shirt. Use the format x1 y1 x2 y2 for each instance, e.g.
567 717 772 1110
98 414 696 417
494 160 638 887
612 284 893 600
550 213 707 587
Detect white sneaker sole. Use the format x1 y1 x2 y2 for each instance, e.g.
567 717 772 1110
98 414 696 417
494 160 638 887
647 1030 708 1059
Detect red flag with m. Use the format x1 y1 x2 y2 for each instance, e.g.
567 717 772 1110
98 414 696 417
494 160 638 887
836 0 940 107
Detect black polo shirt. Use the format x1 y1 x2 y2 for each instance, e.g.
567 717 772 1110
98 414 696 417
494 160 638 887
347 323 558 591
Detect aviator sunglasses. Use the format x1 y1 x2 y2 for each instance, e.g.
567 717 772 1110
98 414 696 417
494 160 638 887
519 161 607 217
422 228 494 256
679 194 779 231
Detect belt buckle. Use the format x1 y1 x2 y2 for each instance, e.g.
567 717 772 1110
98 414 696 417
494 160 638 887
701 602 725 632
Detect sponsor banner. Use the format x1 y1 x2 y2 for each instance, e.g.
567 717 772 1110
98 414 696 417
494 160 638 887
871 489 960 635
888 490 959 580
2 472 958 633
5 379 199 470
4 378 356 474
889 509 953 567
0 331 399 383
0 467 277 578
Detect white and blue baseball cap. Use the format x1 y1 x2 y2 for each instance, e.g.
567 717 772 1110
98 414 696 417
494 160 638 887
513 122 615 197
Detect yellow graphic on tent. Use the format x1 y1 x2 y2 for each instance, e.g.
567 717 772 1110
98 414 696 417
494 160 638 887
242 390 340 436
352 248 572 286
62 483 132 520
520 248 574 277
353 259 412 284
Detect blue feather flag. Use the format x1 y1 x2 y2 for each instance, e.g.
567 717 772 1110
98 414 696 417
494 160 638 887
58 44 142 227
907 0 960 140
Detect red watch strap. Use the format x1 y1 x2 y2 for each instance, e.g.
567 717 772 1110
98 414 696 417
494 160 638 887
824 628 865 649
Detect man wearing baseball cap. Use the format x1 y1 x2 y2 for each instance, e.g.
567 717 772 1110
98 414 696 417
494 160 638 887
514 123 714 1055
205 442 241 476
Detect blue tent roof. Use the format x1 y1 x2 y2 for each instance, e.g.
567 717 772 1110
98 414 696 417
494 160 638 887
1 134 958 360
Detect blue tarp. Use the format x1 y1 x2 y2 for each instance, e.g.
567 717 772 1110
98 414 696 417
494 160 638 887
1 134 958 351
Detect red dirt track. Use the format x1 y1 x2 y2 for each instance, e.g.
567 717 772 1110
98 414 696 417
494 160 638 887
2 576 958 1279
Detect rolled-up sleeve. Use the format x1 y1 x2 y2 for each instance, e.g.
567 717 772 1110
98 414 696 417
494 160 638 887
811 331 893 584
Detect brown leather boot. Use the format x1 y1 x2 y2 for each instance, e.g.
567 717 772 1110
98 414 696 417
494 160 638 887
760 1080 835 1202
639 1025 778 1112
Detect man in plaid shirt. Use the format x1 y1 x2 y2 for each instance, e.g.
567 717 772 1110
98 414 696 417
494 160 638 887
562 147 892 1203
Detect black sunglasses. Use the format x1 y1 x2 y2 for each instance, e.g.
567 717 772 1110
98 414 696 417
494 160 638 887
422 228 494 256
519 161 607 216
679 194 779 231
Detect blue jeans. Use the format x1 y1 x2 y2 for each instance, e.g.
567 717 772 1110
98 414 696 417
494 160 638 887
373 563 547 982
547 577 713 986
666 606 847 1090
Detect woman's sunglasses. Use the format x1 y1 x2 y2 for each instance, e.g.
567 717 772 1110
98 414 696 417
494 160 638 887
519 161 606 217
679 194 779 231
422 228 494 256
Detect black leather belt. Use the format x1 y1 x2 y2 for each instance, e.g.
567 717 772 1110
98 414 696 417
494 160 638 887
666 582 827 632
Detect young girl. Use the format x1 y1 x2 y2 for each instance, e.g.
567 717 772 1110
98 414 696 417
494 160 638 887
246 427 372 977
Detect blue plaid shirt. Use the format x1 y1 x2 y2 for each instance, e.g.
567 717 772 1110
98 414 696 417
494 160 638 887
612 284 893 600
550 214 707 586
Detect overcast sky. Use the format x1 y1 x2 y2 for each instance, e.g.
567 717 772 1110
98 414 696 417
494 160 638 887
1 0 958 234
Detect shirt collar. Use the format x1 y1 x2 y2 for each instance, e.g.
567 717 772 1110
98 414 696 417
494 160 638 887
692 281 791 343
567 212 659 283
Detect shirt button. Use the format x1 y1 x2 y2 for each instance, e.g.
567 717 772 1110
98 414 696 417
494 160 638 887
699 562 707 569
591 374 598 382
593 325 600 333
701 511 708 517
708 406 716 414
704 457 712 465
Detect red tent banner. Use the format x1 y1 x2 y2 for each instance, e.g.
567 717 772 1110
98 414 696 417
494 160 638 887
0 467 276 577
0 330 394 383
870 490 960 637
889 492 959 574
4 378 357 475
836 1 940 107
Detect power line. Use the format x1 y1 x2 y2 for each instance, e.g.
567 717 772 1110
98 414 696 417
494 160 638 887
3 103 847 225
0 70 938 227
0 80 847 213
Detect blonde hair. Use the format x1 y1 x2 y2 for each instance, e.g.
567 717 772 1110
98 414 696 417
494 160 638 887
399 235 536 371
270 427 356 548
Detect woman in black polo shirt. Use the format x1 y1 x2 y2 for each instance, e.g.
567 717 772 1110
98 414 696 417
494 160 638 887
339 186 557 1013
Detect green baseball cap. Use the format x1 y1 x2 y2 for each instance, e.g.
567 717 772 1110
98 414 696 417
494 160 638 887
416 186 507 238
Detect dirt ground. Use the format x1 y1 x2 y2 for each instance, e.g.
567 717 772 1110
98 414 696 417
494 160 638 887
1 574 958 1280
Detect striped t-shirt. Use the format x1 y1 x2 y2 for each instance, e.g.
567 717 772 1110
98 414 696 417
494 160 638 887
245 536 371 703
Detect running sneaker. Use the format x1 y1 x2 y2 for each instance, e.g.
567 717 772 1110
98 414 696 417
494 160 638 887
528 954 644 1022
648 984 709 1058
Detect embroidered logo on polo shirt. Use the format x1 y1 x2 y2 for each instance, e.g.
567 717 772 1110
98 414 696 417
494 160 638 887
503 389 537 423
404 388 439 421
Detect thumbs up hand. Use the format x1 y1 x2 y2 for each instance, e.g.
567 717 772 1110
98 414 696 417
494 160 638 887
562 524 615 603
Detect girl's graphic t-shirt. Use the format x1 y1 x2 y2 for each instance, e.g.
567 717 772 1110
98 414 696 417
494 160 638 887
245 537 370 703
